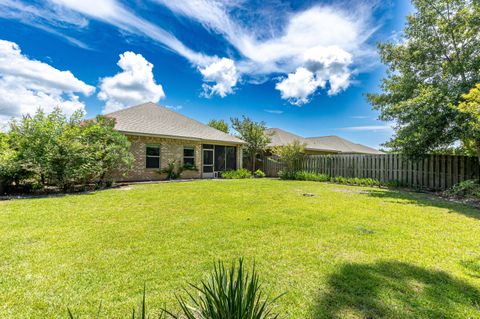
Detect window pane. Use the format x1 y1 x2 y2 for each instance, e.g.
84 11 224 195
203 165 213 172
184 157 195 165
226 146 237 170
203 144 214 150
146 145 160 156
184 148 195 157
215 145 226 171
146 156 160 168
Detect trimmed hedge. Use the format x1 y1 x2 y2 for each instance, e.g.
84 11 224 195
220 168 253 179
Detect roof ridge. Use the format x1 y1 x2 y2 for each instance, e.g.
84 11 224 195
110 102 238 140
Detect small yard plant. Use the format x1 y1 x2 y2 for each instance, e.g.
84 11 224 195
221 168 253 179
166 259 281 318
254 169 266 178
445 180 480 198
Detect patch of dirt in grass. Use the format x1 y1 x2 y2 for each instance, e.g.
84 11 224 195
330 187 369 194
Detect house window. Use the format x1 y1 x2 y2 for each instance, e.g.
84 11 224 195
183 146 195 166
146 144 160 168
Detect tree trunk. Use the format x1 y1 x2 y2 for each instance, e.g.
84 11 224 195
251 153 256 172
476 139 480 166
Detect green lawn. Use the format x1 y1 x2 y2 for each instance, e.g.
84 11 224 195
1 179 480 318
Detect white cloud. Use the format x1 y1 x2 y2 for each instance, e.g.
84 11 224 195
165 105 183 110
0 39 94 122
351 115 370 119
1 0 378 103
98 51 165 113
48 0 212 66
155 1 376 103
199 58 238 98
276 45 353 103
340 125 393 132
264 109 283 114
0 0 91 48
275 67 324 105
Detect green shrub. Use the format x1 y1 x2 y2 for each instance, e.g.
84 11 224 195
445 180 480 198
330 176 381 187
221 168 253 179
3 108 133 192
160 161 184 180
278 170 296 180
254 169 266 178
278 170 329 182
294 171 329 182
279 171 382 187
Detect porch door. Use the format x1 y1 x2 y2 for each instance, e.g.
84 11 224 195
202 145 214 178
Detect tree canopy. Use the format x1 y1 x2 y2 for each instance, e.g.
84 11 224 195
271 139 306 172
457 83 480 158
207 119 229 134
230 116 271 171
367 0 480 158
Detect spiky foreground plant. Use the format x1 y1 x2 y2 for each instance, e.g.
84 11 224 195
165 259 282 319
67 259 281 318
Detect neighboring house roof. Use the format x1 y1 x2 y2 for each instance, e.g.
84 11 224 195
105 102 245 144
265 128 339 152
306 136 384 154
266 128 384 154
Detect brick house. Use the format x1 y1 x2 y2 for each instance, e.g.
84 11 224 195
106 102 245 181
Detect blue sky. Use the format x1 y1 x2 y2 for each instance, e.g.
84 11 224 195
0 0 412 148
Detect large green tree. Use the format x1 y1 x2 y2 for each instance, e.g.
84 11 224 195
230 116 271 171
367 0 480 158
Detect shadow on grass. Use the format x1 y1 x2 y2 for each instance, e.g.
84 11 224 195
314 261 480 319
365 189 480 220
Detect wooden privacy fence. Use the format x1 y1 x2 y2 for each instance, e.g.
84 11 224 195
258 154 480 191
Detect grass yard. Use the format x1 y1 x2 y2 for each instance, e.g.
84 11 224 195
1 179 480 318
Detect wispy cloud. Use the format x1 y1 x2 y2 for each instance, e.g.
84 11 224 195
155 0 378 103
339 125 393 132
165 104 183 111
264 109 284 114
350 115 370 119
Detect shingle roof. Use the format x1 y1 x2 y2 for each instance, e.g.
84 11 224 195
266 128 339 152
306 136 384 154
105 102 245 144
266 128 384 154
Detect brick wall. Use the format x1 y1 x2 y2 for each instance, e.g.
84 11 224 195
116 135 202 181
115 134 244 181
